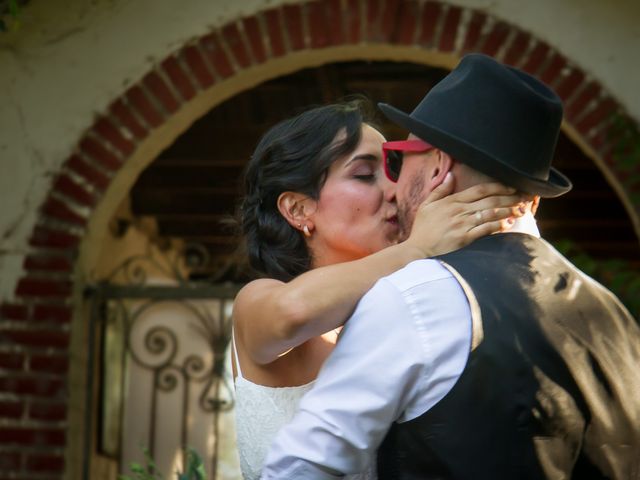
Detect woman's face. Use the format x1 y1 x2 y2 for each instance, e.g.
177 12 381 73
308 124 399 267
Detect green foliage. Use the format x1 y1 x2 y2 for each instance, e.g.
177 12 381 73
555 239 640 320
607 114 640 205
0 0 22 32
608 114 640 171
176 449 206 480
118 448 162 480
119 447 207 480
597 112 640 320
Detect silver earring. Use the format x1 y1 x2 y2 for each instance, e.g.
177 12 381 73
303 224 311 237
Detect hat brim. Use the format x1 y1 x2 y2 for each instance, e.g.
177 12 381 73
379 103 572 198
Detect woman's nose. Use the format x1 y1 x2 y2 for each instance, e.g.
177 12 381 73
383 176 397 202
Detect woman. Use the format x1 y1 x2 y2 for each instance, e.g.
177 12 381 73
232 99 522 479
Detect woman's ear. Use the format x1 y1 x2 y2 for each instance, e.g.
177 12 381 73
429 150 454 190
277 191 317 233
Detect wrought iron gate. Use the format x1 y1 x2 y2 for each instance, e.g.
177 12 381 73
83 244 244 479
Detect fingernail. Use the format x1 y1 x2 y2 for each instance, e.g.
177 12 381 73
518 204 526 214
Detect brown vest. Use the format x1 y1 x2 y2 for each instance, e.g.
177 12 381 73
377 234 640 479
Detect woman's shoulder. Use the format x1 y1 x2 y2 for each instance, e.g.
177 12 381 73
233 277 285 325
238 277 283 294
235 278 283 306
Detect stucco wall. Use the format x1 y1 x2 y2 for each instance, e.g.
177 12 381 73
0 0 639 300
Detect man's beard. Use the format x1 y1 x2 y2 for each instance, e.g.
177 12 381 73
398 166 427 241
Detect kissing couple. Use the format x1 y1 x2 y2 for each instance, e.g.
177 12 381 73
231 54 640 480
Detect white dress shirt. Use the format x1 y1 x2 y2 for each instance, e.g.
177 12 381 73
261 215 540 479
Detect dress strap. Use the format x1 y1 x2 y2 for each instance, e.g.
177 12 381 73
232 328 243 379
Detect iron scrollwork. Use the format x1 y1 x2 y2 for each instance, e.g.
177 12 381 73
86 242 243 478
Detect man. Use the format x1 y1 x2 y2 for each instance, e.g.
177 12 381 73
261 54 640 479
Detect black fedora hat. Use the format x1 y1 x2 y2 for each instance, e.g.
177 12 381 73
379 54 572 197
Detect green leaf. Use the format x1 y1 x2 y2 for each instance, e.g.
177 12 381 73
607 113 640 182
554 239 576 256
176 448 207 480
620 156 640 169
550 238 639 321
120 447 165 480
9 0 19 17
625 174 640 188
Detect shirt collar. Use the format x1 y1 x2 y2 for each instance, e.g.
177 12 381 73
506 211 540 237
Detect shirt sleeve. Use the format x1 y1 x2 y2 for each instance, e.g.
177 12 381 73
261 260 472 479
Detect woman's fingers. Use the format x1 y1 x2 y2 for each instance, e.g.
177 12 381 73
421 180 523 218
406 179 530 257
448 182 516 203
421 172 455 205
450 206 518 241
471 206 519 224
465 220 505 242
464 194 525 216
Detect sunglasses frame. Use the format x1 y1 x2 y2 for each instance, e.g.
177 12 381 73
382 139 434 182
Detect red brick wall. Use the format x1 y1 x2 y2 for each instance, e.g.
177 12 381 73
1 1 637 478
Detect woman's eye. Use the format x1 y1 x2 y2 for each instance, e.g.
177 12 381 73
354 174 375 181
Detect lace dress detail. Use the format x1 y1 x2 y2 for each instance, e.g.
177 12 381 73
235 377 308 479
234 342 376 479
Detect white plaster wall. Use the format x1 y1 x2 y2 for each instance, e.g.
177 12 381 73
0 0 638 300
448 0 640 114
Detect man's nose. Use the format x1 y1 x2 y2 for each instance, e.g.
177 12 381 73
383 176 397 203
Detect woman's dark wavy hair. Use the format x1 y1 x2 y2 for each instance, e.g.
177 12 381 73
239 98 378 282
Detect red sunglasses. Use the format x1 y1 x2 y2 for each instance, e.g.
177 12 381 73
382 140 434 182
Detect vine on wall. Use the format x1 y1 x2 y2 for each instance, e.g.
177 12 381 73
608 114 640 205
0 0 26 32
556 113 640 320
555 240 640 319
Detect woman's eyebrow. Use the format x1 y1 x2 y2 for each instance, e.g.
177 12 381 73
345 153 379 166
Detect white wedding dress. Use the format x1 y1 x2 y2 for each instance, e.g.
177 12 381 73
233 336 376 480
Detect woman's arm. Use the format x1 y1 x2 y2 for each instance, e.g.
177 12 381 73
234 175 522 364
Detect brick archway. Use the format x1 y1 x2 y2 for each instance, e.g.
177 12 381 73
1 1 639 478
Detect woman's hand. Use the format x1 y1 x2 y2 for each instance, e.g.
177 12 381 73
404 173 526 257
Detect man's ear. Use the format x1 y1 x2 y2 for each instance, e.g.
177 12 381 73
531 195 541 215
276 191 317 232
429 150 454 190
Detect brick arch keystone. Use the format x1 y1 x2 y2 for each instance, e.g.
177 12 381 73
1 0 639 478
